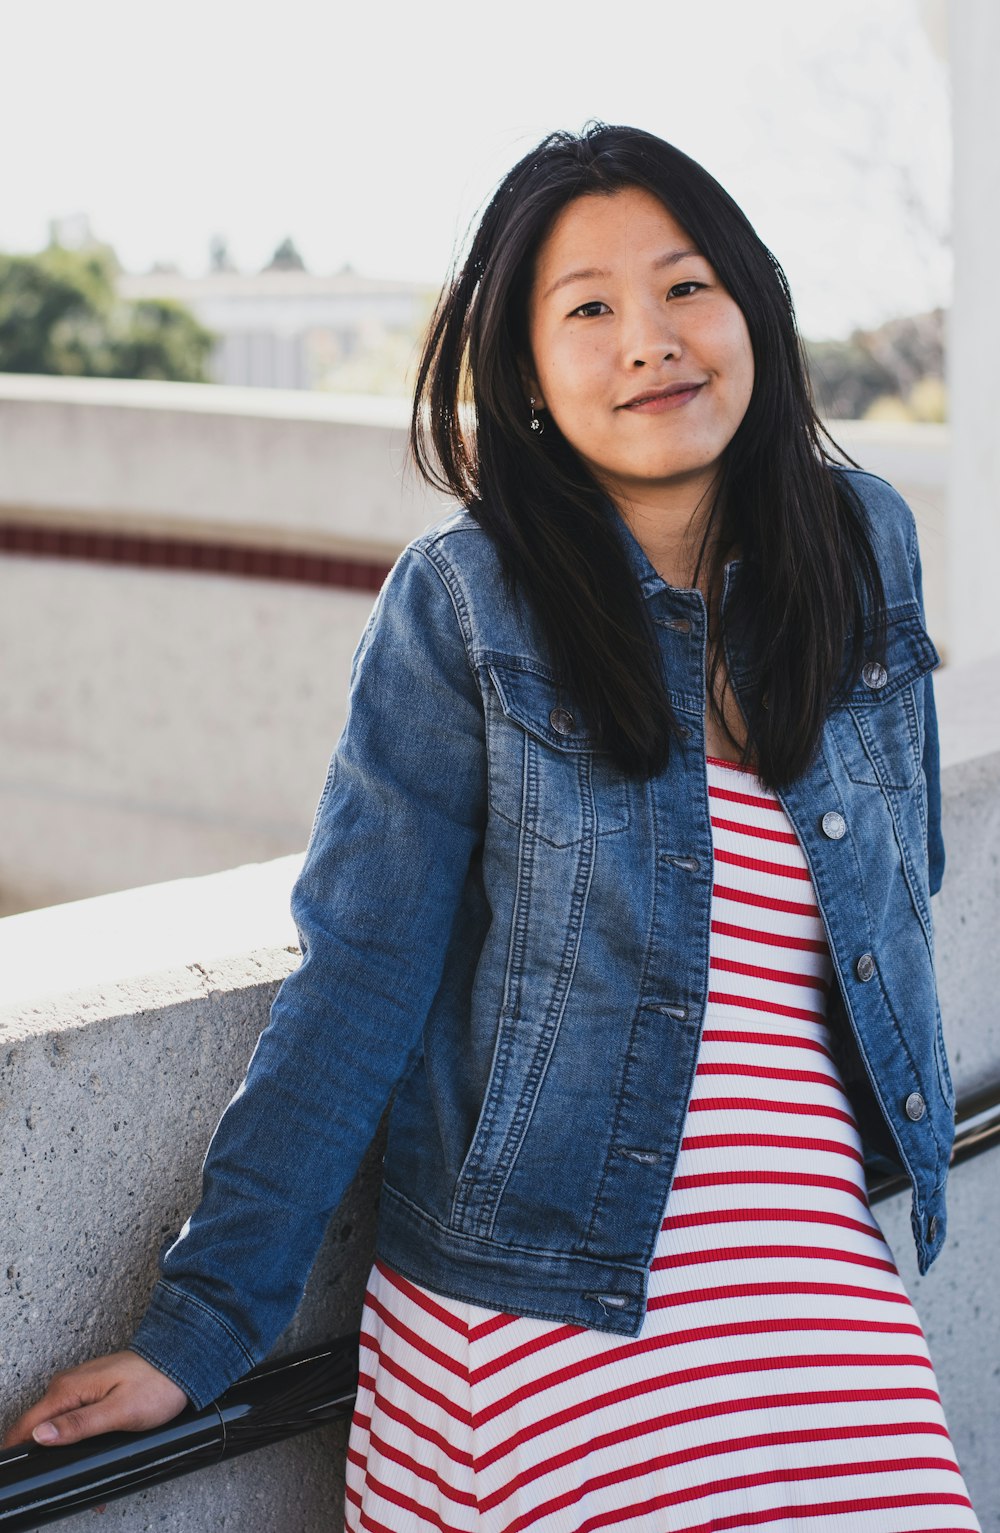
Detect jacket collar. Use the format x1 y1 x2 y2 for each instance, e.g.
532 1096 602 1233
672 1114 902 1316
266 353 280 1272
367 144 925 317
605 498 742 605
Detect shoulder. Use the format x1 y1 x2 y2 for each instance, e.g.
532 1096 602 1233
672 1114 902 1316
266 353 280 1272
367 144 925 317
364 507 505 669
399 508 552 671
397 506 520 653
829 463 919 577
408 506 498 586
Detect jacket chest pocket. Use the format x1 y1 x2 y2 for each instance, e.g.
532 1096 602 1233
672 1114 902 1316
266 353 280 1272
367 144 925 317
484 661 630 850
831 610 939 791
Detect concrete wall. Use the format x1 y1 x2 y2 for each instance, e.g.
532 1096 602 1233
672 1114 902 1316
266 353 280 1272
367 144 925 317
0 377 953 917
0 373 435 558
0 555 375 916
0 376 445 917
1 659 998 1531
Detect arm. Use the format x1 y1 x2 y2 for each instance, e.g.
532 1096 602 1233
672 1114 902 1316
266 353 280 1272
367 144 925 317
129 542 487 1409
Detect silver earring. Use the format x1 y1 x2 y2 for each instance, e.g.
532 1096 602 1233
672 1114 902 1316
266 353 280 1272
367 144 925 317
530 396 545 435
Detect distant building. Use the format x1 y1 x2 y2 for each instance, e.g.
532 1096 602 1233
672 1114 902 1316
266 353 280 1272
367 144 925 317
117 264 436 392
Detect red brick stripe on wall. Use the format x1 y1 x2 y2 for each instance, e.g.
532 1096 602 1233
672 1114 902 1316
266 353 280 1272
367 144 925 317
0 522 392 592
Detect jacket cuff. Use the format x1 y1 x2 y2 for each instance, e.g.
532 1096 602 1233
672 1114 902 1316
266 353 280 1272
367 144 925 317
128 1279 256 1411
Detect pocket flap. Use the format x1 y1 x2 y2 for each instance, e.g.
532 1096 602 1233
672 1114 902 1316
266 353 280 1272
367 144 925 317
839 608 939 707
486 661 597 752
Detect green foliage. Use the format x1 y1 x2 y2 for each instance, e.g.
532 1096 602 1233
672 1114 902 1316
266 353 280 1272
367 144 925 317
104 298 216 382
0 242 217 382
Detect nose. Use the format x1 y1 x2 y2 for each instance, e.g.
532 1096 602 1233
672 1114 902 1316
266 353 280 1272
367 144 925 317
622 301 682 369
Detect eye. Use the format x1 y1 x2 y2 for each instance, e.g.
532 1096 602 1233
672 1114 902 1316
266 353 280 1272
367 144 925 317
568 300 611 318
668 281 705 298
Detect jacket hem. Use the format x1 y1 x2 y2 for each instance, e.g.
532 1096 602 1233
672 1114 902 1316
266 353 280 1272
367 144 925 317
377 1182 650 1337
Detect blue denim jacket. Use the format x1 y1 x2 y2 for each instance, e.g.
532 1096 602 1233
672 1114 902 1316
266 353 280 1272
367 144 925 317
130 466 952 1410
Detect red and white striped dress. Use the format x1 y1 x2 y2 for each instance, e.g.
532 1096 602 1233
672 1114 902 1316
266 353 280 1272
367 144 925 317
344 756 980 1532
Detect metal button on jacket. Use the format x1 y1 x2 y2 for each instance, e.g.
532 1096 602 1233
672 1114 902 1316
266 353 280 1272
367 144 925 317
821 811 847 840
862 660 889 690
549 707 574 735
905 1091 927 1121
855 952 876 982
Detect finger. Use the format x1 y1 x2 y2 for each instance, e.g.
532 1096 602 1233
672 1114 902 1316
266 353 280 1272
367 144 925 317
3 1380 122 1449
2 1388 83 1449
28 1396 131 1447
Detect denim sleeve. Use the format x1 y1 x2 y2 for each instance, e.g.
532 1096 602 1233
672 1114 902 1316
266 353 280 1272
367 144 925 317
910 524 946 896
129 543 487 1409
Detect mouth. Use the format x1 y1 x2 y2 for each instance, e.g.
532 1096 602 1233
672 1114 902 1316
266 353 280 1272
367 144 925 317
619 381 707 411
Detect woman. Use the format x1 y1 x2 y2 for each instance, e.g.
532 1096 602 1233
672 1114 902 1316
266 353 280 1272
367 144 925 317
4 124 981 1531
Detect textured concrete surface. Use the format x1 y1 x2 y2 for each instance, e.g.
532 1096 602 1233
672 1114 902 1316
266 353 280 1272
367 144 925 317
1 945 384 1530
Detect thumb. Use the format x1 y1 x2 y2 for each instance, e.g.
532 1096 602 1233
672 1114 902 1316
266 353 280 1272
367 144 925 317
32 1396 128 1447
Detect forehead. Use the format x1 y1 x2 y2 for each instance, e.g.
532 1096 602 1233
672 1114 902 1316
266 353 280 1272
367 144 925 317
532 186 697 295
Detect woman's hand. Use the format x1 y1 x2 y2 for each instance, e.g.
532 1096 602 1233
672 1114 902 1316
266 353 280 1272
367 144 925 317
1 1351 189 1449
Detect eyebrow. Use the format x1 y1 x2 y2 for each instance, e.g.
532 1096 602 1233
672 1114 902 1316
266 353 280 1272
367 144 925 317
542 248 704 301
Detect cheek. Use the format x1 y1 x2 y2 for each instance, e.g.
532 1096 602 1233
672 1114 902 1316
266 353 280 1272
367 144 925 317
540 340 607 418
722 316 755 398
697 300 753 377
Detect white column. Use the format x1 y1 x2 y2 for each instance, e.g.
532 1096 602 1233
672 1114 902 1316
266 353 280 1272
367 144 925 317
946 0 1000 664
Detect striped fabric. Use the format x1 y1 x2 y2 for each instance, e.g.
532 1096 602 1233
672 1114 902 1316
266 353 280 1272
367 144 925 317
344 757 980 1532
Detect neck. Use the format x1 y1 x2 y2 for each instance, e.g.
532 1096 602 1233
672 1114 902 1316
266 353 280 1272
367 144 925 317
609 478 723 593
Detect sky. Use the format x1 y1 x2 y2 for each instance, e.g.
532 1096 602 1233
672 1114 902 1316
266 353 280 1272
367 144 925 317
1 0 950 342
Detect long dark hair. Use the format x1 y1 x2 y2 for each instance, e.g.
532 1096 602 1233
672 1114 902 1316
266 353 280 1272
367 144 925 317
410 122 885 790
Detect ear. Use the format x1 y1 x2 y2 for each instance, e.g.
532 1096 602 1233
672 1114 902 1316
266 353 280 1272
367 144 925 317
518 358 545 412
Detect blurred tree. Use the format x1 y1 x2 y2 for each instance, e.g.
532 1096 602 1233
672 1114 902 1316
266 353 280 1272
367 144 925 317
805 307 946 420
105 298 216 382
804 335 897 421
263 237 306 272
0 241 216 382
0 242 118 375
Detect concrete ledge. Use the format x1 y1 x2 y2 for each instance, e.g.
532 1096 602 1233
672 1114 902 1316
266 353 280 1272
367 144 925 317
1 862 380 1530
0 855 301 1013
0 373 440 560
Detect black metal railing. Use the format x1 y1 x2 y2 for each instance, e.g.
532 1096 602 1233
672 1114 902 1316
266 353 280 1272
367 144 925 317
0 1337 359 1529
2 1081 998 1530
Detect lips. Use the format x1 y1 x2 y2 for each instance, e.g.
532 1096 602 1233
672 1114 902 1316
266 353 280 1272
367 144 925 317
620 381 706 409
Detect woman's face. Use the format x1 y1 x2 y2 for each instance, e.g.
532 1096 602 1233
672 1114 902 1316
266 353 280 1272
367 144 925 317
525 185 755 512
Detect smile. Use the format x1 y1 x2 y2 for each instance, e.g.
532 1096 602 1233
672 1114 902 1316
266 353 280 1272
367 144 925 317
620 383 706 413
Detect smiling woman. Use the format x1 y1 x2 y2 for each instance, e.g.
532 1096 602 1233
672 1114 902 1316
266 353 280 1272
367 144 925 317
4 123 980 1533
